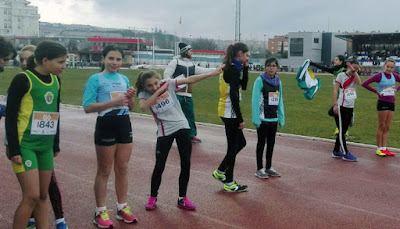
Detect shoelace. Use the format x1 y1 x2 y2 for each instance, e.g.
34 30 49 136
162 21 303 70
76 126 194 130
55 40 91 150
122 205 132 215
99 210 112 220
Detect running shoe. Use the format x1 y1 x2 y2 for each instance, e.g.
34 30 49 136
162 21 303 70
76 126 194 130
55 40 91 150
376 150 386 157
191 136 202 143
332 151 344 159
254 168 269 179
177 197 196 210
93 210 113 228
145 196 157 210
265 167 281 177
342 152 358 162
27 219 36 229
223 182 248 192
116 205 138 223
56 221 68 229
382 150 396 156
212 170 226 182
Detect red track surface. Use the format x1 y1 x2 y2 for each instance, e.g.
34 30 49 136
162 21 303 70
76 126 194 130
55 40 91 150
1 105 400 229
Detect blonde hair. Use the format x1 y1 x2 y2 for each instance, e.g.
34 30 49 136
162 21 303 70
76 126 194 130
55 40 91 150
20 45 36 52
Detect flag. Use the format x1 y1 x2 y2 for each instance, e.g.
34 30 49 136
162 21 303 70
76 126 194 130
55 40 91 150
296 59 321 100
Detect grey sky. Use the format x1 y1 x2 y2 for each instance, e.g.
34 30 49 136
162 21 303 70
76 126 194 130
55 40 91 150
31 0 400 41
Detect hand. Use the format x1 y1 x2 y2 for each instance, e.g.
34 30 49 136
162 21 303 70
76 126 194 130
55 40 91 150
239 122 245 130
212 64 225 76
113 93 129 106
158 80 169 95
11 155 22 165
126 86 136 98
54 152 59 157
333 105 338 115
244 59 249 67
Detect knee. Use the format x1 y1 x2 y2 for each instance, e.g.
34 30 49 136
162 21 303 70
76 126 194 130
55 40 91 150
97 166 112 178
39 192 48 201
114 162 128 176
23 193 40 207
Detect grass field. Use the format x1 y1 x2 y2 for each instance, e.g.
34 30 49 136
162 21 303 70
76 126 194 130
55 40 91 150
1 67 400 148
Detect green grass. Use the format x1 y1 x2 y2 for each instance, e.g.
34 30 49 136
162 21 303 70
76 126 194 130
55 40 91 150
2 67 399 148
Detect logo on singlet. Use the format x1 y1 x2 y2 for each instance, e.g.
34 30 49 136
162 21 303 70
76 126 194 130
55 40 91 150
25 160 32 167
44 91 54 105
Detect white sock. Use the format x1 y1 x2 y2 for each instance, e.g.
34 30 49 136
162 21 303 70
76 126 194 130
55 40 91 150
217 169 225 174
55 218 65 224
95 206 107 215
378 147 383 151
178 197 184 200
117 203 127 211
29 218 35 223
382 147 387 150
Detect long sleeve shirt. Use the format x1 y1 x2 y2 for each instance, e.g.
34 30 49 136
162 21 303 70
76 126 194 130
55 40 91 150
362 72 400 103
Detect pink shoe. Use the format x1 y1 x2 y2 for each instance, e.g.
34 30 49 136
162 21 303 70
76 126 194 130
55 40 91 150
177 197 196 210
145 196 157 210
383 150 396 156
93 210 114 228
116 205 138 223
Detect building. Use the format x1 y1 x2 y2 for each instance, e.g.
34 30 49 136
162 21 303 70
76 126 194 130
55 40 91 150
0 0 40 37
267 35 288 54
282 32 346 71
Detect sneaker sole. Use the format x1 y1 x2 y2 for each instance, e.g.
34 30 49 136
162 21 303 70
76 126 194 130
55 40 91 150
376 153 386 157
223 189 248 193
254 174 269 179
115 215 138 223
342 158 357 162
145 206 156 210
332 154 344 158
177 205 196 210
93 220 113 229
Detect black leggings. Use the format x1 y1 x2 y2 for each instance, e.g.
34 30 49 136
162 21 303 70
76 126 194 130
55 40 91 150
256 122 278 170
218 118 247 183
334 106 353 153
31 170 64 220
151 129 191 197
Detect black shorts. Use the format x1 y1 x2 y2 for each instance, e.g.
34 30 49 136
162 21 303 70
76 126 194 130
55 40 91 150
95 115 132 146
377 100 395 111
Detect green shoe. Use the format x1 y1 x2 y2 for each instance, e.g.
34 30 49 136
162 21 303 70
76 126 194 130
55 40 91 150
212 170 226 182
223 182 248 192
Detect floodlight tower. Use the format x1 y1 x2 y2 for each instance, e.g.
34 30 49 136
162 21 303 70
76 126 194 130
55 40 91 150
235 0 241 42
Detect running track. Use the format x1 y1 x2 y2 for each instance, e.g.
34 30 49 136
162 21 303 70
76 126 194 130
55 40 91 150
1 105 400 229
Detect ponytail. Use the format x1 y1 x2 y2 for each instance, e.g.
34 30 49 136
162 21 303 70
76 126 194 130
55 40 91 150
223 42 249 70
26 55 36 71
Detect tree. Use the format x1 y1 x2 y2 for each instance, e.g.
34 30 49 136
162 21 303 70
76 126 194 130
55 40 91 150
191 38 217 50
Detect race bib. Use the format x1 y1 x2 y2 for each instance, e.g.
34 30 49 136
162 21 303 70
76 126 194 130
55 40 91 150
344 88 357 100
382 86 395 96
268 92 279 105
110 91 126 99
31 111 59 135
151 91 174 114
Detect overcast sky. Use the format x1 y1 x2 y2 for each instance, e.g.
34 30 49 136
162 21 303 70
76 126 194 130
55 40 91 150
30 0 400 41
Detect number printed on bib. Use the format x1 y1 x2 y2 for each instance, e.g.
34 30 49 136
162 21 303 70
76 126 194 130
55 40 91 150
382 86 395 96
31 111 59 135
151 91 174 114
268 92 279 105
110 91 125 99
344 88 357 100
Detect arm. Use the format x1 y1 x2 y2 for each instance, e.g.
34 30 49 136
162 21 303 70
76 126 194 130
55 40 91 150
138 81 170 112
309 62 335 74
224 67 244 123
333 81 340 114
53 76 61 155
240 66 249 90
177 65 223 85
361 73 380 94
194 65 216 74
5 74 29 160
163 59 178 80
393 73 400 92
278 81 285 128
251 77 262 128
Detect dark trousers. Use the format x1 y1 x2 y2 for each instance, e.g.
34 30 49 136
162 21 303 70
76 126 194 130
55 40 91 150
334 106 353 153
151 129 192 197
256 122 278 170
32 170 64 220
218 118 247 183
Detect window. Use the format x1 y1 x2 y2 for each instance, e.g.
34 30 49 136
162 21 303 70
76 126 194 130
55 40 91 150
290 38 304 56
314 38 319 43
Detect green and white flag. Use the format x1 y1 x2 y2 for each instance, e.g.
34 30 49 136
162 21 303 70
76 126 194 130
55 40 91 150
296 59 321 100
